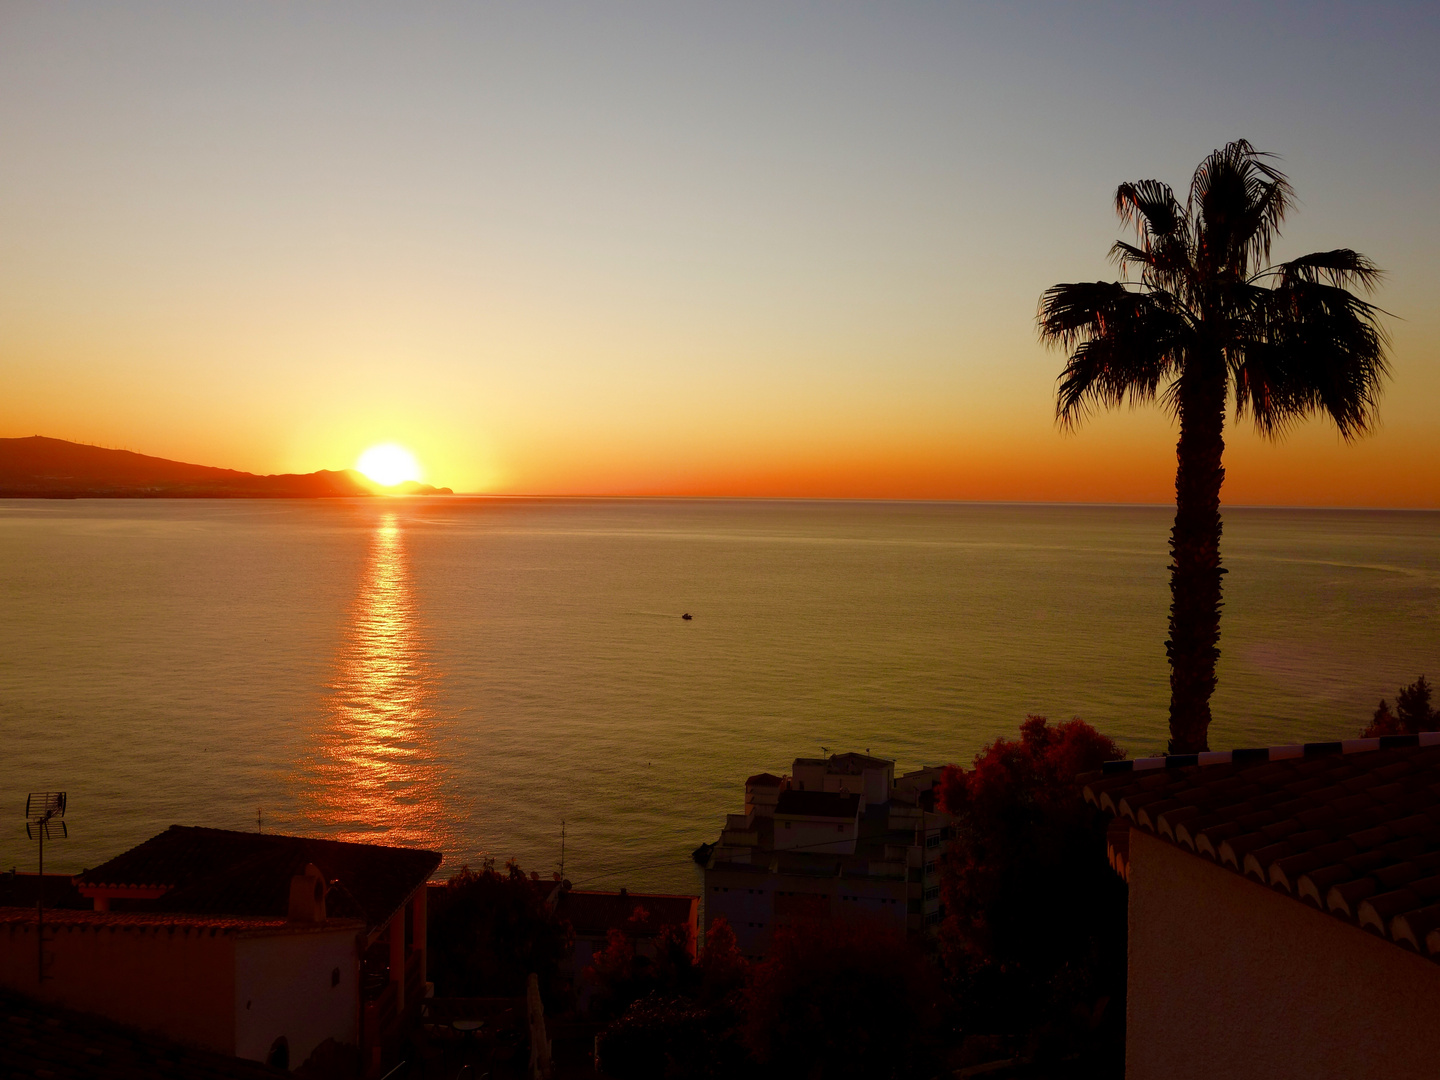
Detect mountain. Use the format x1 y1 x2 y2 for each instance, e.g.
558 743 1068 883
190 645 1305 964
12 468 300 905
0 437 453 498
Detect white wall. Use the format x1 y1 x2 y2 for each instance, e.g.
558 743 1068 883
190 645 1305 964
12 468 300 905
1128 830 1440 1080
705 874 776 958
234 926 359 1069
0 919 237 1053
791 761 826 791
772 815 856 855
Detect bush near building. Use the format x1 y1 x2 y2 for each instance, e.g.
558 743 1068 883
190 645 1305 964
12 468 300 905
744 918 948 1080
593 917 750 1079
938 716 1127 1062
426 859 572 999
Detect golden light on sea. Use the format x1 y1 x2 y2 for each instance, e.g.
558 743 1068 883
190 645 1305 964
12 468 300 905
298 512 448 848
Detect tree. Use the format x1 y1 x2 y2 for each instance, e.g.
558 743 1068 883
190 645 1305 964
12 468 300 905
938 716 1126 1056
592 918 753 1079
1362 675 1436 737
426 859 572 998
744 919 946 1080
1039 140 1390 752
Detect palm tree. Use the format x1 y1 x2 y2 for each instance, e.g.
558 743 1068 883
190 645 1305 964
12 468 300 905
1038 140 1390 754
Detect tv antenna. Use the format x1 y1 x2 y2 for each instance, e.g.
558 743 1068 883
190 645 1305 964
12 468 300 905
25 792 67 985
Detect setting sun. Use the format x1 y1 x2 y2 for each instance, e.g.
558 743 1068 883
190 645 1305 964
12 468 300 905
356 444 422 487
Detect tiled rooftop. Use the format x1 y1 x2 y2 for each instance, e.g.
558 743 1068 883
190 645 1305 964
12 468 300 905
745 773 785 787
0 987 285 1080
75 826 441 936
1083 734 1440 961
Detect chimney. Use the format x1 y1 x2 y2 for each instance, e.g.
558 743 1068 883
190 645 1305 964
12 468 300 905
288 863 328 923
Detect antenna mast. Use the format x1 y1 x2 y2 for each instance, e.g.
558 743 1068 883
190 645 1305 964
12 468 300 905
25 792 67 986
560 820 566 881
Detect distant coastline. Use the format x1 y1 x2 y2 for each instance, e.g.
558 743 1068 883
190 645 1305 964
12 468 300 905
0 436 452 498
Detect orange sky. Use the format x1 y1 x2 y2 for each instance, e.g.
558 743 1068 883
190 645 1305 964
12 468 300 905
2 3 1437 506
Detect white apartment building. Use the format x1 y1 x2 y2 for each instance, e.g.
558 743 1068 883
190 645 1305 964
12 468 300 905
701 753 953 959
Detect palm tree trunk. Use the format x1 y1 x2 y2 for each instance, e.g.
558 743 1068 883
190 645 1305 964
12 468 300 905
1166 367 1227 753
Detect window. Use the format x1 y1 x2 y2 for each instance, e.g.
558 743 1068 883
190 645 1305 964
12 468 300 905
924 886 940 901
925 833 941 848
836 824 844 832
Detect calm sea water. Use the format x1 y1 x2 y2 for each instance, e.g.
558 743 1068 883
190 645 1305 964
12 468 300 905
1 498 1436 895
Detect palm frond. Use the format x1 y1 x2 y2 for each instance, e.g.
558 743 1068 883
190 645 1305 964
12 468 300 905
1276 249 1384 293
1234 282 1391 440
1191 140 1293 277
1115 180 1185 242
1038 284 1190 428
1037 280 1132 349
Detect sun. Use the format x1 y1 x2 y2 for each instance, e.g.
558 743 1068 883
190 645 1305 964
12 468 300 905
356 444 422 487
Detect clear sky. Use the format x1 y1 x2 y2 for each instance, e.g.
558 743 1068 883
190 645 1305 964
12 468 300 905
2 1 1436 503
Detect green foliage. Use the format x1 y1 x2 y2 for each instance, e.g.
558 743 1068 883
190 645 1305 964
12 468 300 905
743 919 947 1080
1362 675 1436 737
426 859 571 998
584 915 697 1022
594 996 748 1080
591 917 752 1079
939 716 1126 1050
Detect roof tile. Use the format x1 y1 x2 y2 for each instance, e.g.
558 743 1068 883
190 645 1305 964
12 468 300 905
1084 736 1440 965
75 826 440 936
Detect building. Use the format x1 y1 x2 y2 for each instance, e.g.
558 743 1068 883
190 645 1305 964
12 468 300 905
1 825 440 1073
1085 734 1440 1080
702 753 952 958
0 984 288 1080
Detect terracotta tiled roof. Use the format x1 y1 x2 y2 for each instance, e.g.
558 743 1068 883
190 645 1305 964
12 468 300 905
0 987 285 1079
556 889 698 938
74 826 441 936
1083 734 1440 961
775 790 861 819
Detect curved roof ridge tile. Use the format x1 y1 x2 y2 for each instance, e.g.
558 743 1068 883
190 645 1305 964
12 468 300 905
1097 731 1440 776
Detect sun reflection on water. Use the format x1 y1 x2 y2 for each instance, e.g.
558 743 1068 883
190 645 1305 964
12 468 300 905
299 514 449 848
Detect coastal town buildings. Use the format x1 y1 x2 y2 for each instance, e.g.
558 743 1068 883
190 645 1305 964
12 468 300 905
702 753 952 958
1086 736 1440 1080
0 825 440 1074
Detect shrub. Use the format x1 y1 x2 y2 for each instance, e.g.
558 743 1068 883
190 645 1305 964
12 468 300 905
426 859 571 998
595 995 748 1080
743 918 946 1080
1362 676 1436 737
938 716 1126 1049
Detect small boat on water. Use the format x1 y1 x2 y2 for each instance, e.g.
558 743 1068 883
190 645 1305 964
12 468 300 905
682 612 693 620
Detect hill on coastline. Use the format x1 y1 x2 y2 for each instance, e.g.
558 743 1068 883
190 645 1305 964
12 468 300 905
0 437 453 498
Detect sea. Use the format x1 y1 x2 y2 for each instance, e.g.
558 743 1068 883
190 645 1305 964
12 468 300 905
1 498 1436 896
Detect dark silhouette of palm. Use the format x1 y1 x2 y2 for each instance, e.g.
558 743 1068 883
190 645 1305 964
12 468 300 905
1038 140 1390 753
